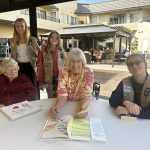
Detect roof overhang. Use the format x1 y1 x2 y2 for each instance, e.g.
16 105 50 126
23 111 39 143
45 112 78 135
41 24 131 39
0 0 74 13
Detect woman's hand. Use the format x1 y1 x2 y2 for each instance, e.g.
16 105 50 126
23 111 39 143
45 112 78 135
49 96 67 119
49 106 59 119
75 109 88 118
123 100 141 116
115 106 129 116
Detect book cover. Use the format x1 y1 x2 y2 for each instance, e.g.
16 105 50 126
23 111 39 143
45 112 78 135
39 115 106 142
121 114 137 122
0 100 41 121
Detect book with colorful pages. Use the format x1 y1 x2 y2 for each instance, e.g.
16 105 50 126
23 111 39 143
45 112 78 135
39 115 106 142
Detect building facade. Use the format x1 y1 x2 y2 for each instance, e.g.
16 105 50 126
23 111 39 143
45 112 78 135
0 0 150 54
0 1 77 38
75 0 150 54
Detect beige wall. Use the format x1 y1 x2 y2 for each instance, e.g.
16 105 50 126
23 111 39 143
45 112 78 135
0 10 29 23
0 23 13 38
36 2 78 31
0 1 78 37
142 8 150 20
98 14 109 25
135 22 150 53
55 1 77 25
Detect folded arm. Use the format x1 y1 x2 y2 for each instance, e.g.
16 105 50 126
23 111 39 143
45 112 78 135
109 81 124 108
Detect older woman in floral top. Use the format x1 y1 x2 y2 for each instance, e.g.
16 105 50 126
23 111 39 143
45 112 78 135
50 48 94 119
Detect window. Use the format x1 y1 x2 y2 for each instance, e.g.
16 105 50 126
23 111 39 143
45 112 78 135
46 11 60 22
130 13 139 23
36 10 46 19
62 14 69 24
51 12 56 18
71 16 77 25
89 15 98 23
79 21 84 24
109 15 126 25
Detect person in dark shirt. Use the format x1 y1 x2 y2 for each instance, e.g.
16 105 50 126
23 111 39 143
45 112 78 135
109 53 150 119
0 58 38 106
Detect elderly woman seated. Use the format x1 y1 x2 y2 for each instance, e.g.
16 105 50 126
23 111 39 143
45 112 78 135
0 58 38 106
50 48 94 119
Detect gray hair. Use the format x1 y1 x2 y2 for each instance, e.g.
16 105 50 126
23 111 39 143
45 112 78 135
66 48 87 69
0 58 19 74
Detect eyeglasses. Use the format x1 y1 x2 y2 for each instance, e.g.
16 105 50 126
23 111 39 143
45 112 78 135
127 60 143 67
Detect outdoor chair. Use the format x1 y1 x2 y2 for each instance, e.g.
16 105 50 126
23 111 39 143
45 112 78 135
115 53 126 64
84 52 91 64
100 52 106 63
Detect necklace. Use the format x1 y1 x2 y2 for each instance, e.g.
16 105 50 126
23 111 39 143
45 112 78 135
67 69 84 99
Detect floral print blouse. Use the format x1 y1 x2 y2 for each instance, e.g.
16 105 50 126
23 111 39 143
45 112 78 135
57 67 94 101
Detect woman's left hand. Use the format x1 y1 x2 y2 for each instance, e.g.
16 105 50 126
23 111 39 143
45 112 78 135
115 106 129 116
123 101 141 116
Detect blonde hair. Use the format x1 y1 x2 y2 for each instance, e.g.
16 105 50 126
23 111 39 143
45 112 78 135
13 18 30 46
44 30 61 53
0 58 19 74
66 48 87 69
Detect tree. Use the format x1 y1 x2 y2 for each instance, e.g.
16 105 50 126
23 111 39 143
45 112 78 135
131 37 138 53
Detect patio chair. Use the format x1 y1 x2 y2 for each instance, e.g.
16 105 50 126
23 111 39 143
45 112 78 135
100 52 106 63
84 52 91 64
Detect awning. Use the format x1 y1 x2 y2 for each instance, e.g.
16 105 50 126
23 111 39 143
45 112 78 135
41 24 131 38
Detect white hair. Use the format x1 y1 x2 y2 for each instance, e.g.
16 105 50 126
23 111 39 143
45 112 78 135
0 58 19 74
66 48 87 69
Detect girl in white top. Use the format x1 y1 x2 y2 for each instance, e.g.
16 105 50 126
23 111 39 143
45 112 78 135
10 18 39 85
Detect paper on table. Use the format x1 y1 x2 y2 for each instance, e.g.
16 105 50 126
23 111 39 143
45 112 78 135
89 117 106 142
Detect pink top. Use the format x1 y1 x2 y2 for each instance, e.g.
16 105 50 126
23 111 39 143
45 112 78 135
57 67 94 100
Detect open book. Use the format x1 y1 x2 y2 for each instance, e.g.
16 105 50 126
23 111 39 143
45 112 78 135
0 100 41 120
39 115 106 142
